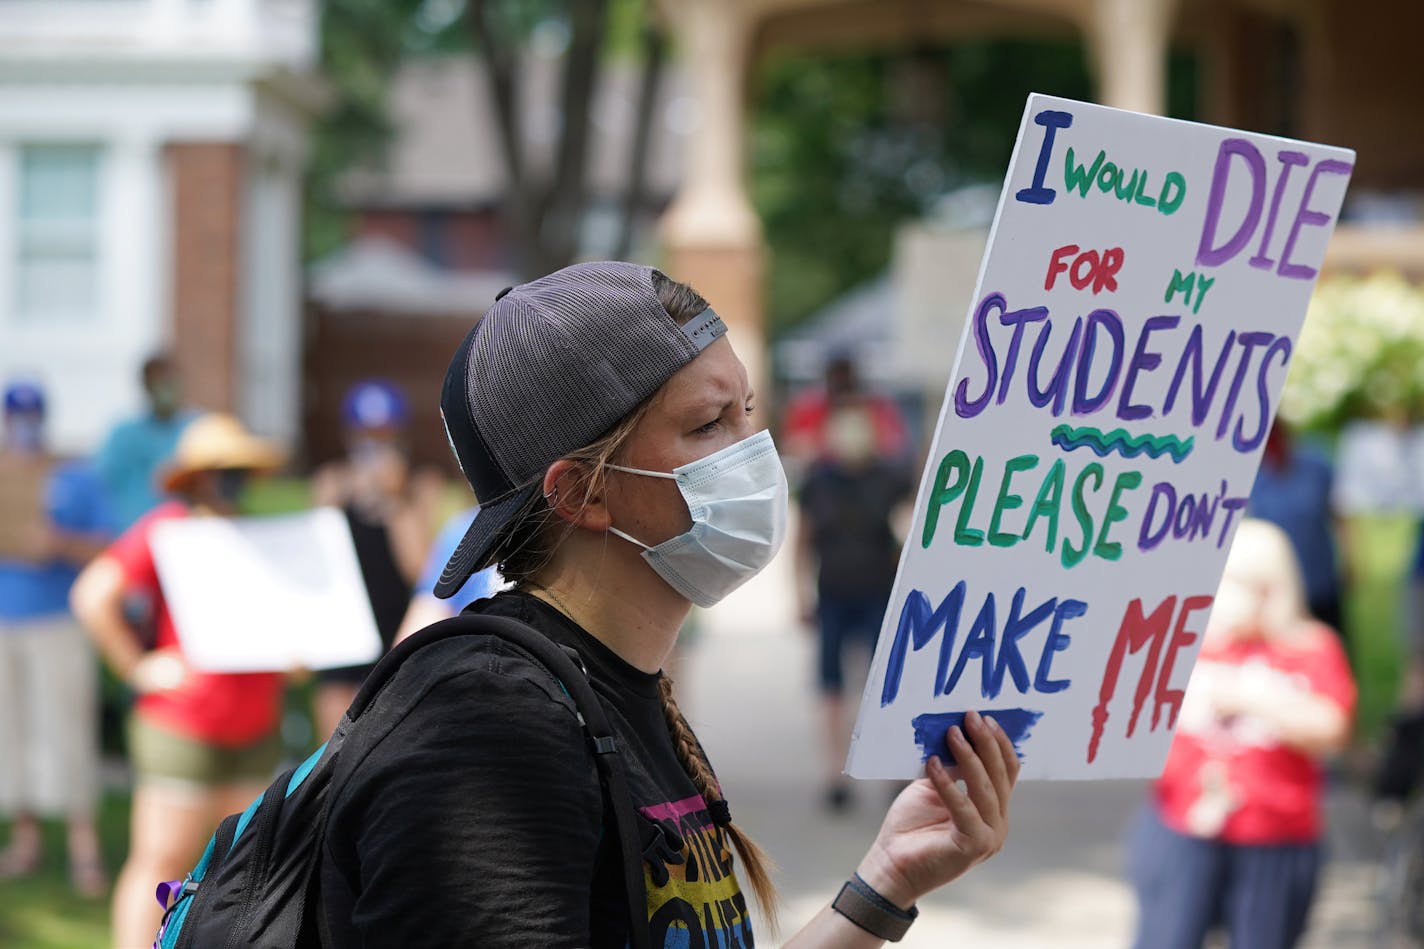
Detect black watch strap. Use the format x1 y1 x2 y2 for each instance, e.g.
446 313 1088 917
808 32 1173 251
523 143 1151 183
831 874 918 942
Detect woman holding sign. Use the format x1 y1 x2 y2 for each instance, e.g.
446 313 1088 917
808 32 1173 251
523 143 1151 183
314 263 1019 947
1129 518 1355 949
71 413 287 948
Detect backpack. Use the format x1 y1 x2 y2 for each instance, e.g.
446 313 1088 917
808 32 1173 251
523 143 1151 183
153 613 653 949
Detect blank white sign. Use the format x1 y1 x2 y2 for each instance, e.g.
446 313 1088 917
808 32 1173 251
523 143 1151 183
152 507 383 673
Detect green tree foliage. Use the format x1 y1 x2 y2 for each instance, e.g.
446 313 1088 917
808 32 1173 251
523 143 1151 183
751 41 1198 336
306 0 656 267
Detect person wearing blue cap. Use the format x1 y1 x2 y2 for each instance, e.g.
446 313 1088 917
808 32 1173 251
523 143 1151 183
0 380 113 896
309 379 440 738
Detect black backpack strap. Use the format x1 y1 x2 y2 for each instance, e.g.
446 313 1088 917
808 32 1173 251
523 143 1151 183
346 613 652 949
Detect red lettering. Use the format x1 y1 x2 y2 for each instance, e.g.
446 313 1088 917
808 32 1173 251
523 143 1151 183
1087 596 1174 763
1045 244 1078 291
1152 595 1213 730
1096 247 1124 293
1045 244 1125 295
1070 250 1100 289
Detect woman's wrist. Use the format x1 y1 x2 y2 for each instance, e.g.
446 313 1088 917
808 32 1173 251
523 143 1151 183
854 845 918 911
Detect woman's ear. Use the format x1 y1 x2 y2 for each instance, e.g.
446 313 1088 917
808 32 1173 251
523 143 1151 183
543 459 612 531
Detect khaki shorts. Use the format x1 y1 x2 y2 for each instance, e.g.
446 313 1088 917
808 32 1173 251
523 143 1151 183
128 716 282 789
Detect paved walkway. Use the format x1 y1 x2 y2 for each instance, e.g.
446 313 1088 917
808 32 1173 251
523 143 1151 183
679 542 1389 948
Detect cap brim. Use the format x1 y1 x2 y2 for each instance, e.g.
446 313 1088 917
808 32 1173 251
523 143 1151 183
433 481 540 599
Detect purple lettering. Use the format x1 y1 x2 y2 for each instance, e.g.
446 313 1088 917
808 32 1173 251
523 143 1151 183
1216 332 1274 440
1028 317 1083 416
955 293 1003 419
1196 138 1266 269
1072 309 1125 415
997 306 1050 405
1234 337 1292 451
1278 158 1355 280
1248 150 1309 271
1138 482 1176 552
1164 326 1237 427
1117 315 1182 421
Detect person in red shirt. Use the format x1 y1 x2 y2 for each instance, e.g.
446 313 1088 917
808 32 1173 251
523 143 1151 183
70 413 286 948
781 354 910 470
1129 518 1355 949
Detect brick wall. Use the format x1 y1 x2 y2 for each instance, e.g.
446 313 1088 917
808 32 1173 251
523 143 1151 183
168 142 245 413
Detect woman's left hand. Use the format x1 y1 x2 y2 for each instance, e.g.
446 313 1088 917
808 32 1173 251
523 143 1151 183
855 709 1020 909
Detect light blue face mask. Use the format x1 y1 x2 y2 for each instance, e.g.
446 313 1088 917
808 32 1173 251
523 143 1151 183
607 429 789 608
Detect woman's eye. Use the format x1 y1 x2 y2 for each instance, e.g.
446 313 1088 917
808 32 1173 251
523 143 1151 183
745 403 756 416
694 419 721 435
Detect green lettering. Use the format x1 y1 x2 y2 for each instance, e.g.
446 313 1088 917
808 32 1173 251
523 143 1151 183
1133 171 1157 207
1092 471 1143 561
1164 268 1196 306
1114 168 1138 201
1096 160 1119 193
988 454 1039 548
1022 458 1066 553
1064 147 1105 198
1062 463 1103 569
921 450 971 548
1159 171 1186 215
1192 275 1215 314
954 455 986 547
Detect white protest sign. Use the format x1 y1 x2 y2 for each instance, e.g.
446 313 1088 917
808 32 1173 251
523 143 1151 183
847 94 1354 780
152 507 383 673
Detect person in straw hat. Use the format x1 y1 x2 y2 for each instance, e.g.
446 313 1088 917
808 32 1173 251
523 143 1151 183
71 412 287 948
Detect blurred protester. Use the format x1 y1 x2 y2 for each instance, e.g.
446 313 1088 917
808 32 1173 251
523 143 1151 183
70 413 286 948
1372 536 1424 820
1129 519 1355 949
309 380 439 738
95 354 196 532
1247 420 1350 653
794 402 914 812
0 381 112 896
782 353 910 472
393 506 505 644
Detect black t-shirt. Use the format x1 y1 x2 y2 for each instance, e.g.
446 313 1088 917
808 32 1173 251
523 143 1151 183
799 459 913 599
318 592 755 948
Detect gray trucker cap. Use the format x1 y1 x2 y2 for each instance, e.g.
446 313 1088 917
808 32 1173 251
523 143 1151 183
435 260 727 598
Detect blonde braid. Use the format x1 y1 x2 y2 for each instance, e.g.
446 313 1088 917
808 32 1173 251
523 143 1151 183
656 676 779 930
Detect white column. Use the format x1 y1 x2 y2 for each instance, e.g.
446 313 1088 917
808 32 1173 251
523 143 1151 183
1088 0 1178 116
658 0 767 394
659 0 760 248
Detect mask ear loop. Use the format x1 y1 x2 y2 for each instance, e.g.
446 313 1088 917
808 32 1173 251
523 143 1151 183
603 464 678 550
607 526 653 550
605 463 678 480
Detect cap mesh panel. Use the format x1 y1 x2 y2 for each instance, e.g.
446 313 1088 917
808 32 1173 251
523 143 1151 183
466 262 700 485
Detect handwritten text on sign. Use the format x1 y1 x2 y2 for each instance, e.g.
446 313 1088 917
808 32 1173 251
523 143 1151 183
847 95 1353 780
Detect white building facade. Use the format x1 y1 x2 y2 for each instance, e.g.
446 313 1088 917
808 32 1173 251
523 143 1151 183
0 0 320 453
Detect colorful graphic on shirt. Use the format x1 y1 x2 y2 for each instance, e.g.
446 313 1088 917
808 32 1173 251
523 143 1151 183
640 794 754 948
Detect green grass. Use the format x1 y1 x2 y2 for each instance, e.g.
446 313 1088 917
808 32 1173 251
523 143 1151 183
1345 514 1417 742
0 794 128 949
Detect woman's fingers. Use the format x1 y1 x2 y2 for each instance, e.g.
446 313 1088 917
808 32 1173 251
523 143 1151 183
970 712 1018 815
944 724 1002 834
926 754 986 843
991 715 1023 787
963 711 1014 825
